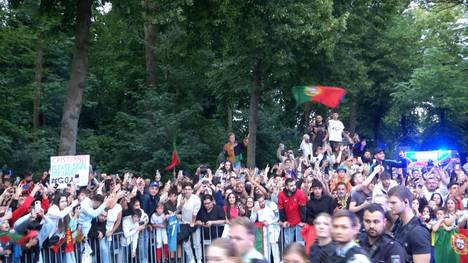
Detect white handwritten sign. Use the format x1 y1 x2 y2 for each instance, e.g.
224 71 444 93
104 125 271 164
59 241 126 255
50 155 90 187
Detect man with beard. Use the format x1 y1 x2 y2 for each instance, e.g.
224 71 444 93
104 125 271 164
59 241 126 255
278 178 307 245
310 115 328 152
359 204 407 263
334 182 351 211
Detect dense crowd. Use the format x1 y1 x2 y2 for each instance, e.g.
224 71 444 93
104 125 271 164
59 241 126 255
0 112 466 263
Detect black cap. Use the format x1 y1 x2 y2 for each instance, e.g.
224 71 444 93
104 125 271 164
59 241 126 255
374 147 385 155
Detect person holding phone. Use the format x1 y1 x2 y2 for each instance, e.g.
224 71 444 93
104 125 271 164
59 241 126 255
121 209 145 259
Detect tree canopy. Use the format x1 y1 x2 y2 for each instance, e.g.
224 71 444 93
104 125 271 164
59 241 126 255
0 0 466 177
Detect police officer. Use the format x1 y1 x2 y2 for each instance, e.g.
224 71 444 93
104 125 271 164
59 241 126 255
370 148 407 178
360 203 407 263
388 185 431 263
330 210 371 263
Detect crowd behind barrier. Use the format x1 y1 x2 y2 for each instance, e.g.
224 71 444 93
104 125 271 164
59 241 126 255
0 113 466 263
1 223 291 263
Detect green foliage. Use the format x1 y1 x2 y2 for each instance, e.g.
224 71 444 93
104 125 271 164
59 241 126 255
0 0 466 177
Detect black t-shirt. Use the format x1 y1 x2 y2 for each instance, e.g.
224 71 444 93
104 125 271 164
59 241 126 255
310 241 336 263
350 190 371 223
311 122 327 146
359 233 407 263
306 195 337 224
196 204 225 239
392 216 431 261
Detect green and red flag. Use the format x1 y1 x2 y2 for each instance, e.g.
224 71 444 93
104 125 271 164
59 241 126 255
165 139 180 170
434 228 468 263
292 85 346 108
0 230 38 245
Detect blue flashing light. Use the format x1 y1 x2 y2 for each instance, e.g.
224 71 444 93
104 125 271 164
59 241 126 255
404 150 455 163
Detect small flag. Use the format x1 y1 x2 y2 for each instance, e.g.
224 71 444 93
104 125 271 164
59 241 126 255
165 139 180 170
0 230 38 245
292 85 346 108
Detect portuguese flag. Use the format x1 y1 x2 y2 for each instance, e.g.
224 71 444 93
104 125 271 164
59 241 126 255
292 86 346 108
165 139 180 170
435 228 468 263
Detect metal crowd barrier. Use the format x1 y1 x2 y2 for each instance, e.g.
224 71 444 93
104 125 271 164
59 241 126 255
2 222 304 263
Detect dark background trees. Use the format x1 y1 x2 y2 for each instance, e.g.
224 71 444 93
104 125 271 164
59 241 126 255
0 0 466 176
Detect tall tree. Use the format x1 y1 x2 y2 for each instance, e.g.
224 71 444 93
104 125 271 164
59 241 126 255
32 39 43 128
142 0 158 88
58 0 93 155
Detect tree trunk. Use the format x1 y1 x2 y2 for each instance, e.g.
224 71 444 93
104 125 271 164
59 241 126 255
58 0 93 155
304 102 312 133
348 97 357 134
400 114 407 137
227 101 233 132
247 58 262 168
439 108 446 131
372 113 381 146
33 40 44 129
143 0 157 88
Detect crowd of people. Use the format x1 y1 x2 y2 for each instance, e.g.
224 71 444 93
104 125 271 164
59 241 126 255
0 112 466 263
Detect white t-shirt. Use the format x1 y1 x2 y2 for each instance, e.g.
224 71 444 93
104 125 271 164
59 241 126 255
300 140 313 160
328 119 344 142
106 204 122 232
178 194 201 224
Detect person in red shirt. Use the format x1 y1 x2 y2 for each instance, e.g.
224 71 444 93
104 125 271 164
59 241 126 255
10 184 41 227
278 178 307 246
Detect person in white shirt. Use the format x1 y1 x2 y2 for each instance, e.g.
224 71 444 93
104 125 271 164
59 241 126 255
328 112 344 146
151 203 169 261
177 182 202 263
300 134 313 162
105 202 122 240
44 193 79 241
121 209 145 258
77 188 113 254
130 199 150 263
254 195 280 263
372 172 398 200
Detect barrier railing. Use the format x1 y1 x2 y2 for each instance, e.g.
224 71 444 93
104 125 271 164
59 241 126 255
2 222 305 263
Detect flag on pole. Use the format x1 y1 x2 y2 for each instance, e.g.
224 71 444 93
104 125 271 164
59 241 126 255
292 85 346 108
165 140 180 170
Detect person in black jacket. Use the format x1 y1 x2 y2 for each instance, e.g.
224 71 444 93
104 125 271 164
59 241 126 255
359 204 407 262
306 179 337 224
370 148 408 178
309 213 336 263
88 211 108 263
329 210 370 263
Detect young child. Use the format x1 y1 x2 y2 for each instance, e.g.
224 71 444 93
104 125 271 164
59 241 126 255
164 190 180 260
151 203 168 262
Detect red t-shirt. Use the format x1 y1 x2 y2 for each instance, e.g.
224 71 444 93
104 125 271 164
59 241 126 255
278 189 307 226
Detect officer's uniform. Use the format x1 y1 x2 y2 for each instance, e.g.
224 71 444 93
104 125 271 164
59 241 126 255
329 240 371 263
358 232 407 263
391 216 431 263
